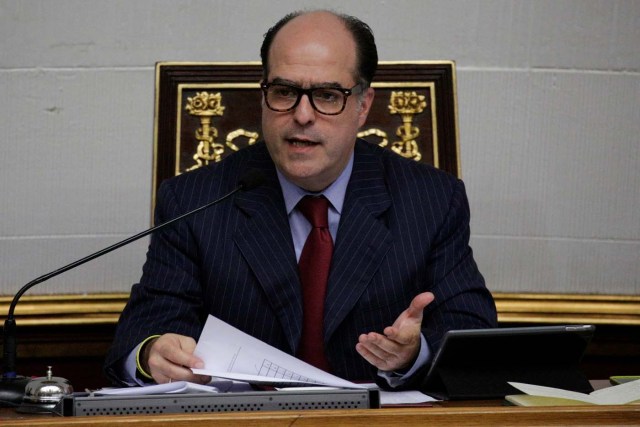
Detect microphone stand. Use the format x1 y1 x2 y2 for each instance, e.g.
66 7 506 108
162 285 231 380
1 183 248 405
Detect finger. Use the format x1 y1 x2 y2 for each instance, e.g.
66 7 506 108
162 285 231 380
358 333 397 360
174 337 206 369
151 358 210 384
356 343 386 369
188 373 213 385
164 365 211 385
158 335 200 368
404 292 435 319
147 334 205 382
357 333 409 371
384 292 435 341
384 322 421 344
357 336 408 371
356 340 392 370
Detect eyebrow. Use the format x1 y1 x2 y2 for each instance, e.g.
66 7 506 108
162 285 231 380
269 77 346 89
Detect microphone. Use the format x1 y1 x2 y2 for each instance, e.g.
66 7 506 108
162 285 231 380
0 170 264 404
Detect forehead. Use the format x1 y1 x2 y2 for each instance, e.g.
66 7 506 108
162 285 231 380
267 13 357 86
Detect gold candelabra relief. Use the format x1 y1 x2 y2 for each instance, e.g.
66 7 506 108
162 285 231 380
388 91 426 161
185 92 226 171
184 91 260 172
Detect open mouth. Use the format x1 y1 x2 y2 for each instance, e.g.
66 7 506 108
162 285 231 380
287 138 319 147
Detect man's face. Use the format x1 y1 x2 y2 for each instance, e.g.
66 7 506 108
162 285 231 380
261 12 374 192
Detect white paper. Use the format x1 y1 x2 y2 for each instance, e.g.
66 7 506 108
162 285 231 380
508 379 640 405
94 381 219 396
275 385 435 405
192 315 364 389
379 390 437 405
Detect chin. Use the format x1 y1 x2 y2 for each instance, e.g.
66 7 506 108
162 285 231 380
285 170 324 190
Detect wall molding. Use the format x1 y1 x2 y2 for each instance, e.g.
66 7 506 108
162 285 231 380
0 293 125 326
1 292 639 327
495 293 640 325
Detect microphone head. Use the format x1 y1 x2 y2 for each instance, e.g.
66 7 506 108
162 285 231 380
238 170 265 191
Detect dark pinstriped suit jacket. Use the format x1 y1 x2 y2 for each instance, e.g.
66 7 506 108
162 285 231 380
104 139 497 387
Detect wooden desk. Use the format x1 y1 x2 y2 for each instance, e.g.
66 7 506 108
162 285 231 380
2 403 640 426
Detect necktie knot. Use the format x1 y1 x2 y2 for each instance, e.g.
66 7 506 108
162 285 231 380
298 196 329 229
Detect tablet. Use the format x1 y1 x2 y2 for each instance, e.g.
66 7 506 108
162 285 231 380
421 325 595 400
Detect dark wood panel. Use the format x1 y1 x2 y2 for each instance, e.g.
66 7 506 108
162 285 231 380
2 324 116 391
153 61 461 209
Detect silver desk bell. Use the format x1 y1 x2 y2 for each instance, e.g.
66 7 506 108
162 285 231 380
17 366 73 414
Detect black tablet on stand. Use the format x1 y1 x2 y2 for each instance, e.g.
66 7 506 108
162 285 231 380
421 325 595 400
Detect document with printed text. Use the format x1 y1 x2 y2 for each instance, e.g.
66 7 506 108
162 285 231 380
191 315 365 389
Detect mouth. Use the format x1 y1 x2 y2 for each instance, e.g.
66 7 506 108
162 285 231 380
286 137 320 147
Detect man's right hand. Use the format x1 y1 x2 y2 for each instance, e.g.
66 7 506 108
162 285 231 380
141 333 211 384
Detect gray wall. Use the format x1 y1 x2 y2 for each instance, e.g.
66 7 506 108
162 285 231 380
1 0 638 297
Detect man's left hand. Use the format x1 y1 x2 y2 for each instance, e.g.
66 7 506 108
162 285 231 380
355 292 434 372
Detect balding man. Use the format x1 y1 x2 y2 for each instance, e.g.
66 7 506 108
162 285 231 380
105 10 497 391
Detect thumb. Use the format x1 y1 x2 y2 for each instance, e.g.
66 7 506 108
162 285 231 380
385 292 435 339
405 292 435 320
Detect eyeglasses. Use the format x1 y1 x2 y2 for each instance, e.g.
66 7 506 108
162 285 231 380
261 82 363 115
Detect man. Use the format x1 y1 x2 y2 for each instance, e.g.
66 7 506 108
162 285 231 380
104 10 497 390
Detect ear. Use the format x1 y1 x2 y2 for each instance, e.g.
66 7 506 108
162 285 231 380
357 87 375 128
259 80 266 105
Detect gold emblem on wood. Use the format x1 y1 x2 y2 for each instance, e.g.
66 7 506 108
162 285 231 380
185 92 226 170
388 91 427 161
183 89 429 172
226 129 259 152
357 128 389 148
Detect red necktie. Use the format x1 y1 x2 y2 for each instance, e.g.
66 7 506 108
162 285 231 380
297 196 333 371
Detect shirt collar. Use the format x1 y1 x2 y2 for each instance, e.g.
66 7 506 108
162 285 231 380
277 152 354 215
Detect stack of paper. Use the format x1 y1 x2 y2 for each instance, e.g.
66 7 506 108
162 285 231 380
191 315 365 389
506 379 640 406
95 315 436 406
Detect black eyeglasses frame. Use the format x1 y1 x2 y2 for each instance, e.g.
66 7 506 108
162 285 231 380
261 82 363 116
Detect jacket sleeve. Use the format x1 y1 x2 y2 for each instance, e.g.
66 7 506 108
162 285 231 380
398 179 497 391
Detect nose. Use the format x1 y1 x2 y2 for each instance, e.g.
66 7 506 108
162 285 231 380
292 93 316 126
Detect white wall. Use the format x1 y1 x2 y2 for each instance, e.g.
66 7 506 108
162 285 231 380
1 0 638 296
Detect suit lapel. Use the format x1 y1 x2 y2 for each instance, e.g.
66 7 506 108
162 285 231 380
230 141 393 350
324 141 392 341
232 153 302 353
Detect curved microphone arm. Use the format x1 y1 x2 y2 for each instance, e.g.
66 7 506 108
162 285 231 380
2 185 245 378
